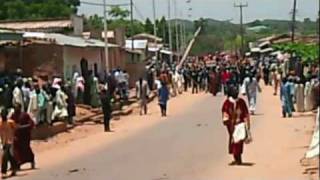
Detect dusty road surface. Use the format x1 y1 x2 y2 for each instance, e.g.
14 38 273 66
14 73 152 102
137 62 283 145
12 87 314 180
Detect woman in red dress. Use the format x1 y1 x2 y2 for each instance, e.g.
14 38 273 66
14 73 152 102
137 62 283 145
11 103 36 169
222 86 250 165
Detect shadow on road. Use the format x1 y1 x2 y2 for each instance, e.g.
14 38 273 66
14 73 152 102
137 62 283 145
239 162 255 166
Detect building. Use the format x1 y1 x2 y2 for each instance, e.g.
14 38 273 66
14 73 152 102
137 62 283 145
0 16 83 35
0 32 124 80
125 39 148 87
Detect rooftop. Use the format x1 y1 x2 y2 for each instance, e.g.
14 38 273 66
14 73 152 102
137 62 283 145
130 33 162 42
23 32 119 48
0 18 72 32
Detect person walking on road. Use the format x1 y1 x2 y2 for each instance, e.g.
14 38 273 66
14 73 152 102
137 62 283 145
100 88 112 132
222 86 251 165
243 74 262 115
209 68 219 96
221 68 231 96
280 77 293 118
158 81 170 117
136 78 150 115
11 103 36 170
191 67 199 94
0 108 18 178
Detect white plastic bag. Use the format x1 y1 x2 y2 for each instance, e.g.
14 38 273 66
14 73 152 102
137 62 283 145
233 122 246 143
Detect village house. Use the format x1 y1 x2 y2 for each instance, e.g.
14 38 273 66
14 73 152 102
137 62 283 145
0 31 124 80
0 17 128 80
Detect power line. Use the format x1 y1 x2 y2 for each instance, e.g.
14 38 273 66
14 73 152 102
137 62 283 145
234 2 248 58
133 4 145 20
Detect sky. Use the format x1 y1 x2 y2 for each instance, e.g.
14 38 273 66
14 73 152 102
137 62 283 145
78 0 319 23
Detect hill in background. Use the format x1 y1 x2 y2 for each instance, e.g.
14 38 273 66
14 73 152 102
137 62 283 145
180 18 319 55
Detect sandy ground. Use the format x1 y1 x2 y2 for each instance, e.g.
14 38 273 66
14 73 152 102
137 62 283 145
31 92 201 154
9 85 318 180
198 85 317 180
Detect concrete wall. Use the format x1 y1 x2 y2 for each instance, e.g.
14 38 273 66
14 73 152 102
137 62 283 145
63 46 126 80
125 53 146 88
0 43 126 81
0 44 63 78
107 48 126 71
63 46 103 80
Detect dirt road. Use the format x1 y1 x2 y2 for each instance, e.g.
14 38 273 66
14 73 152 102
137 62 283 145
12 86 315 180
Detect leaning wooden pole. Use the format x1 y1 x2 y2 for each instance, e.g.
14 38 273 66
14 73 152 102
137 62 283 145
177 27 201 69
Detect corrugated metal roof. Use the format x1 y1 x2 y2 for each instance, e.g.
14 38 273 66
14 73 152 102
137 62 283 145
23 32 119 48
131 33 162 42
0 20 72 31
0 40 18 46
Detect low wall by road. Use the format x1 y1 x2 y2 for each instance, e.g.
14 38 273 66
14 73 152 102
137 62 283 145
305 107 319 158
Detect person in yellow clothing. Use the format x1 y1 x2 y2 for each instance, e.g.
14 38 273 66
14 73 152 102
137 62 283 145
0 108 18 178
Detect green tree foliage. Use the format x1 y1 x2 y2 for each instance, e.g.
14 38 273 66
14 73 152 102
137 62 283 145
84 6 144 37
273 43 319 64
191 17 318 55
194 18 208 34
108 5 130 20
0 0 80 20
156 16 169 43
144 18 154 35
190 35 224 55
191 18 238 54
84 14 104 31
107 6 144 37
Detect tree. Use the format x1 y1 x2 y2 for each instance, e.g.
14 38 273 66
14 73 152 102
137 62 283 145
2 0 27 20
248 20 262 27
108 6 130 20
145 18 154 34
106 6 145 37
273 43 319 64
0 0 80 20
304 18 311 24
84 15 104 31
194 18 208 33
157 16 168 44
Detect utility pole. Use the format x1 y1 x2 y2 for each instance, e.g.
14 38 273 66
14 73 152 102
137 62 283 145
185 0 192 53
291 0 297 43
183 21 187 49
152 0 158 66
152 0 157 39
130 0 134 60
179 10 184 52
174 0 180 55
318 8 320 64
168 0 173 63
234 2 248 58
103 0 109 72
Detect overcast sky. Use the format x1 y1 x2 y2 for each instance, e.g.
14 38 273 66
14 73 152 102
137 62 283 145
78 0 319 23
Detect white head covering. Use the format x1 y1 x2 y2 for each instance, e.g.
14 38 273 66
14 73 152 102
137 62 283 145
52 78 62 89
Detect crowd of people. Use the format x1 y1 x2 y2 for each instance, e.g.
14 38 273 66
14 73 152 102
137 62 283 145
0 67 132 177
159 52 319 166
0 51 318 175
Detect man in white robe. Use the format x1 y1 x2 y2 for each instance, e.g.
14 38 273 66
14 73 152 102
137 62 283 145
12 80 24 112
